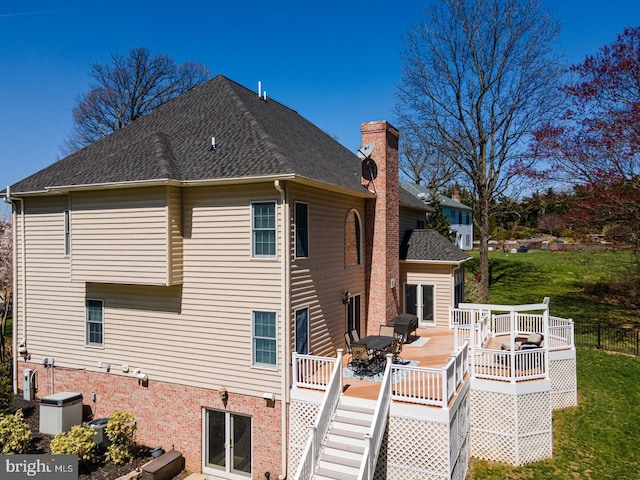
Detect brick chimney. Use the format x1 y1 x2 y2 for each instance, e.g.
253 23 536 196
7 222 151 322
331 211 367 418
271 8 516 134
361 121 400 336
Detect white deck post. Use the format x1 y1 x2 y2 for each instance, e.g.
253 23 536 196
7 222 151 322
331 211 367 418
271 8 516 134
543 305 550 377
291 352 298 388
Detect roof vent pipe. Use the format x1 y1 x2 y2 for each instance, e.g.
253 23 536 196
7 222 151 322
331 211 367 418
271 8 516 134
258 81 262 98
3 185 11 204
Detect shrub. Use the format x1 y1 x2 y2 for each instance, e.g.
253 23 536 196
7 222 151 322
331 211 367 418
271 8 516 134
0 409 31 453
105 411 137 465
0 362 12 414
50 424 96 464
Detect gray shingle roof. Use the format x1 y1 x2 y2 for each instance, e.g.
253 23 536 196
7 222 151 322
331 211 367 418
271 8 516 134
400 229 471 263
10 75 367 194
401 182 472 211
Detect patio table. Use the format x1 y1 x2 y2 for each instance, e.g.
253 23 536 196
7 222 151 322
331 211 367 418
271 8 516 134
353 335 395 355
352 335 395 375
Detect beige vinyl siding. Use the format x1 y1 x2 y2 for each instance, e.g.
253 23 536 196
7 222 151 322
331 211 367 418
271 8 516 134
399 206 426 240
289 184 366 357
70 187 182 286
18 183 284 399
401 263 455 328
17 196 85 356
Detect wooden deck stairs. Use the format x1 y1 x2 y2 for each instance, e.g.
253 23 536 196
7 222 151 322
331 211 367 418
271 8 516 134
313 401 376 480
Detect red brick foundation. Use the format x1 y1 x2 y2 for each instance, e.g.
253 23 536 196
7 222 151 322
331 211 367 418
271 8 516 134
19 361 284 478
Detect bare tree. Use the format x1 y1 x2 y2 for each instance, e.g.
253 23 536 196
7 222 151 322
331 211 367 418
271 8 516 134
396 0 564 300
400 127 458 188
64 47 210 152
0 219 11 362
537 213 565 237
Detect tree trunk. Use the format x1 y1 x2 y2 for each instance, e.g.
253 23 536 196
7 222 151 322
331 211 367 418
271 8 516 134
477 196 491 302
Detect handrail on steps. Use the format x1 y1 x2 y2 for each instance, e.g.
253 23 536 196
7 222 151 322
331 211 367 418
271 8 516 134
358 354 393 480
293 349 343 480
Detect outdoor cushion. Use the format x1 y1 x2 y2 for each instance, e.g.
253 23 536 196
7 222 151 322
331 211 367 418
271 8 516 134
525 333 543 346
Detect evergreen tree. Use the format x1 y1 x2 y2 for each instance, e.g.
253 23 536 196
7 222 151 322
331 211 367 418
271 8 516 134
426 195 456 243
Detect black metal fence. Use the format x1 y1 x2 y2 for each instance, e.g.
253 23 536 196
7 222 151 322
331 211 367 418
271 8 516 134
575 322 640 356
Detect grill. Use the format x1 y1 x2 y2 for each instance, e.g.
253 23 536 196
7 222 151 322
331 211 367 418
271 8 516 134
393 313 418 342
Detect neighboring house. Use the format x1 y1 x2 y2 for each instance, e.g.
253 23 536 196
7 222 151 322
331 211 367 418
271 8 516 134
3 75 470 478
403 183 474 250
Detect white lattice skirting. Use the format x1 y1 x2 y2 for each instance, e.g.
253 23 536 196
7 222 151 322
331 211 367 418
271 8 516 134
375 390 470 480
287 400 319 476
550 352 578 410
470 383 553 466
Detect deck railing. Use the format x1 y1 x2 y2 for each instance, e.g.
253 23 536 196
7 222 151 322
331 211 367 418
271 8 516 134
473 348 546 381
549 316 574 351
391 341 469 407
293 349 343 480
453 308 491 349
358 355 393 480
492 313 545 337
291 352 337 390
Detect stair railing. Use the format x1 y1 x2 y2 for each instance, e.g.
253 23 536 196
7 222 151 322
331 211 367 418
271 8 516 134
293 348 344 480
358 354 393 480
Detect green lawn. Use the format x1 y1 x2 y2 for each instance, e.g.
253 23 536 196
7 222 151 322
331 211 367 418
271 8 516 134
466 249 640 479
469 249 638 325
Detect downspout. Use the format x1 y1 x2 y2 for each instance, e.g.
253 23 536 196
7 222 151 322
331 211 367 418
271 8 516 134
274 180 289 479
4 186 25 394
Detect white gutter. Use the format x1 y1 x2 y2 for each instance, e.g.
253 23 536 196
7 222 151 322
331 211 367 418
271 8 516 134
274 180 289 480
400 257 473 266
4 186 25 395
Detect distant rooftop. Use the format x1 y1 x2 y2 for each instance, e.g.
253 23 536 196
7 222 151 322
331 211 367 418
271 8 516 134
402 183 472 211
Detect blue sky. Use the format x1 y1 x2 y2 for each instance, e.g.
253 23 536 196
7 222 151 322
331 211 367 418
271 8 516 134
1 0 639 217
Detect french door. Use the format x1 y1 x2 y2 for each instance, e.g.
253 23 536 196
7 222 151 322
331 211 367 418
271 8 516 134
203 409 252 478
405 284 435 327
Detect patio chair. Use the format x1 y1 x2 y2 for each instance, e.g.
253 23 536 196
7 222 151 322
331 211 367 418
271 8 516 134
379 325 395 337
344 332 353 354
391 338 404 364
349 343 374 378
350 329 360 343
501 333 544 351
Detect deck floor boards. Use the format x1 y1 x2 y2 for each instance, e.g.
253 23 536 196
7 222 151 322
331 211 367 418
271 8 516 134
342 327 457 401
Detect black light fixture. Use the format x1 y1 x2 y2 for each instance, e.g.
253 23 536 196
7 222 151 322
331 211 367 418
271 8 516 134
17 343 30 361
343 291 351 305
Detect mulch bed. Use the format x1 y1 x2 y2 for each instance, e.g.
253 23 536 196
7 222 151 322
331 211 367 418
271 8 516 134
12 395 190 480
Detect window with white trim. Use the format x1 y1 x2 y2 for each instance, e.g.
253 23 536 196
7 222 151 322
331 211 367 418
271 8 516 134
86 299 103 346
252 311 277 367
454 270 465 307
252 202 276 258
295 202 309 258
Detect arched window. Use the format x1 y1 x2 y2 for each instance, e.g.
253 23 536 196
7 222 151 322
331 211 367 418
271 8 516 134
345 209 362 266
